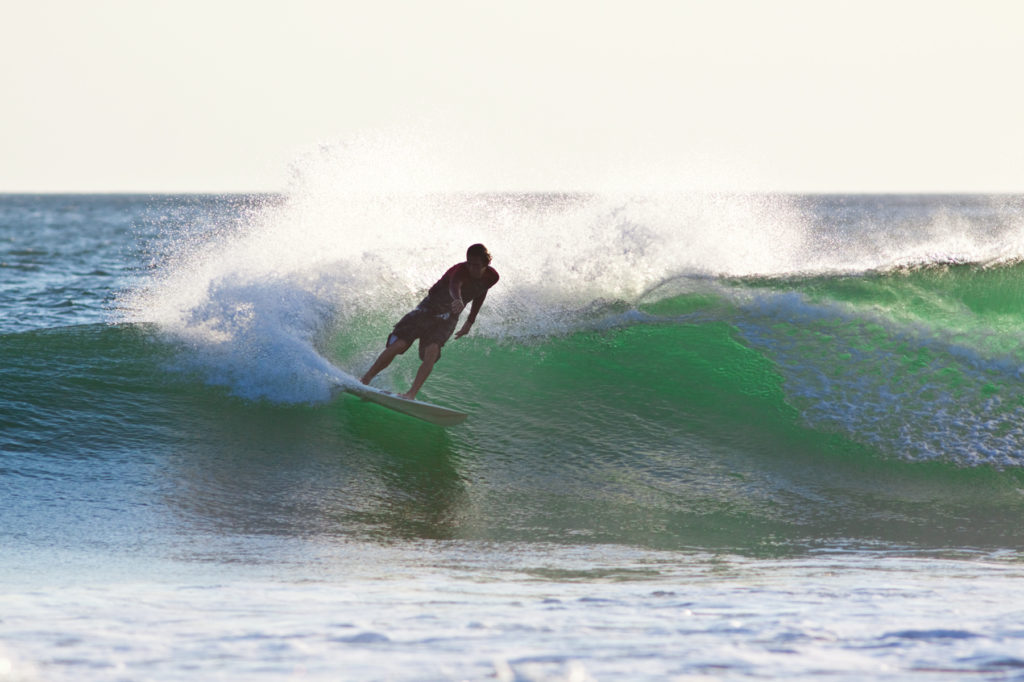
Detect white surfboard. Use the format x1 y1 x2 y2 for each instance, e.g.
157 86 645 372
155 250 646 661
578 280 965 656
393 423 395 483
339 383 468 427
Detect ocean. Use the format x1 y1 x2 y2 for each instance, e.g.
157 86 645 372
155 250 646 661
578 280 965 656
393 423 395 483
3 191 1024 680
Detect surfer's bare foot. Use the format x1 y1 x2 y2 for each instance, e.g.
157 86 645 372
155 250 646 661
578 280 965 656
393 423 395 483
400 391 417 400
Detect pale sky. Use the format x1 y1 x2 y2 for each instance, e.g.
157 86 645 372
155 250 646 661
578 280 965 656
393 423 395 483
3 0 1024 193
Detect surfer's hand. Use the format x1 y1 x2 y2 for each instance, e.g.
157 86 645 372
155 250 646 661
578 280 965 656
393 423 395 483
451 299 465 315
455 322 472 339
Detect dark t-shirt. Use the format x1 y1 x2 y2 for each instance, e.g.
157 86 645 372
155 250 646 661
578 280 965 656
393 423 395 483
420 262 500 324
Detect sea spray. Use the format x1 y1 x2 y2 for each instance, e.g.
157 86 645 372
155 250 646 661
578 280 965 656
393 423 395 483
120 138 818 401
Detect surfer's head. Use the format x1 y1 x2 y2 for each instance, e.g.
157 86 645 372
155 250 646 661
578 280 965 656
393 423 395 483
466 243 491 266
466 244 491 278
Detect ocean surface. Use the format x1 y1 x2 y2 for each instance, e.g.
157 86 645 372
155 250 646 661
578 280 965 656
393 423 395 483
3 190 1024 680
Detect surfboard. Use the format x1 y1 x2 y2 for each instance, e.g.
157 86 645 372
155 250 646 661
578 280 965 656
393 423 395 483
338 383 468 427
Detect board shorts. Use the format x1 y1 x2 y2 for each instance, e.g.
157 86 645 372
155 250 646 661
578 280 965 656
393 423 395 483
386 306 459 361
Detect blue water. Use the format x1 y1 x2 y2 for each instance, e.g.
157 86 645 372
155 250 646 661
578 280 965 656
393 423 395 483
3 191 1024 680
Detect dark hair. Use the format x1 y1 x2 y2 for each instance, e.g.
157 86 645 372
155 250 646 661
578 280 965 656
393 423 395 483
466 243 491 265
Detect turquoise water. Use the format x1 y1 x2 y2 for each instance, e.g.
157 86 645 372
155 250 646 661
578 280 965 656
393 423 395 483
3 192 1024 680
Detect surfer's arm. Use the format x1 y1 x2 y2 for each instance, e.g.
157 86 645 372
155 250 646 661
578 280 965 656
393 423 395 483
448 265 467 314
455 291 487 338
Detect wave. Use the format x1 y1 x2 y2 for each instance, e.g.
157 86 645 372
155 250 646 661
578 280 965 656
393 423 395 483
9 146 1024 553
5 312 1024 553
102 162 1024 465
6 149 1016 549
11 257 1024 473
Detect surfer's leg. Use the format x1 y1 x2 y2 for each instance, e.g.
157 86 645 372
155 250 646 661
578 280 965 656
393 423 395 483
361 338 411 385
402 343 440 400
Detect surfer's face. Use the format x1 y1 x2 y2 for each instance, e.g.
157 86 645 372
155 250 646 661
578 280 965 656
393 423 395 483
466 258 488 278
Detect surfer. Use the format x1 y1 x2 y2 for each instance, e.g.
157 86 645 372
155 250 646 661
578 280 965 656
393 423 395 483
361 243 499 400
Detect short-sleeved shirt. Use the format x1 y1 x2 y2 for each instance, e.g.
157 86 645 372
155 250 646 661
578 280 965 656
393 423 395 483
420 263 500 323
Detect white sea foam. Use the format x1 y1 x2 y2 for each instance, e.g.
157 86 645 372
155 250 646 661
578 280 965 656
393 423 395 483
4 548 1024 682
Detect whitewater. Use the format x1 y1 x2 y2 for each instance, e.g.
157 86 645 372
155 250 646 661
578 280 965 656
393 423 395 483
3 160 1024 678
